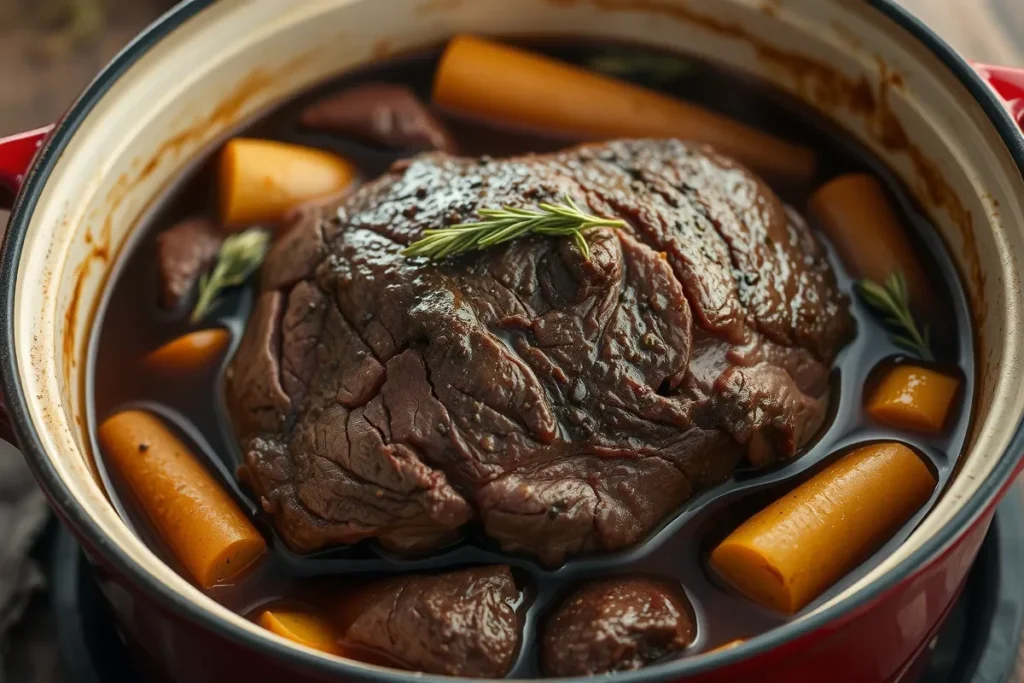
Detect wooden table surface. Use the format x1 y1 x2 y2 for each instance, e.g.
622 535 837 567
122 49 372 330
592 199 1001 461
0 0 1023 681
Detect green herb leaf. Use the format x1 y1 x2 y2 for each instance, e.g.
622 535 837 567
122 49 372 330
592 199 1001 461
855 270 934 361
191 229 271 323
401 196 626 261
586 49 695 84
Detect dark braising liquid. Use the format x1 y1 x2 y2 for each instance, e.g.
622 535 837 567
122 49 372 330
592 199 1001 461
88 40 974 677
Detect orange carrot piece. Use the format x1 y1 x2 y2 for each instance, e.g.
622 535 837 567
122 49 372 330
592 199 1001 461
259 610 342 655
145 328 231 374
219 138 357 227
710 442 935 613
98 410 266 589
808 173 930 308
867 364 960 434
433 35 817 185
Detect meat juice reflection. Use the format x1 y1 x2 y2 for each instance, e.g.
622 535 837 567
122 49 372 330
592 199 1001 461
88 35 973 678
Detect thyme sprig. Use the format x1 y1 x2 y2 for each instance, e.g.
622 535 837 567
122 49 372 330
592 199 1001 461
191 229 270 323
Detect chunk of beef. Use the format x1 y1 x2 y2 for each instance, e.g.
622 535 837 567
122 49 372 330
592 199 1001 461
300 83 456 153
541 576 695 676
337 565 520 678
155 217 223 309
227 139 852 563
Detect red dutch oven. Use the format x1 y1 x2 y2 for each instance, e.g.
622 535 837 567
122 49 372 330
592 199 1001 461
2 1 1024 681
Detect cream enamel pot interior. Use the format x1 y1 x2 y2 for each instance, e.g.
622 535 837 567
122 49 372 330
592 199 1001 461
2 1 1024 681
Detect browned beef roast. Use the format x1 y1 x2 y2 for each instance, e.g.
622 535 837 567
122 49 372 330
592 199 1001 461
337 565 520 677
300 83 456 153
541 576 695 676
227 139 852 565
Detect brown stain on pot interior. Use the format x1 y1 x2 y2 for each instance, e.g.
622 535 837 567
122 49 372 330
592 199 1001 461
541 0 985 331
759 0 782 17
372 38 395 60
62 53 314 424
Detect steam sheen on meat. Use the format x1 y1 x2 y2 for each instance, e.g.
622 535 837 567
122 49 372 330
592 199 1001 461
227 139 852 565
541 576 696 676
337 565 520 677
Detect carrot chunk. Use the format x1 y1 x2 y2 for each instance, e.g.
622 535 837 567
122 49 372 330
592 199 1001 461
145 328 231 374
98 410 266 589
259 610 342 655
433 35 817 185
867 364 960 433
808 173 930 308
219 138 356 227
710 442 935 613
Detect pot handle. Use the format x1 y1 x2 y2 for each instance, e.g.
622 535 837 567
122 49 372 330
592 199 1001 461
973 63 1024 130
0 126 53 212
0 125 53 445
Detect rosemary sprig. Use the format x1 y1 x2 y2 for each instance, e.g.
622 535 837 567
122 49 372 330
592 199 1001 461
855 271 934 361
401 196 627 261
191 229 270 323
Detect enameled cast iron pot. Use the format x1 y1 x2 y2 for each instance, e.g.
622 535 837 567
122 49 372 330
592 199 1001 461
2 1 1024 681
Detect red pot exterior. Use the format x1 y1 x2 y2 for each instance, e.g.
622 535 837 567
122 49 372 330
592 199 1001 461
2 6 1024 683
63 503 990 683
0 126 51 206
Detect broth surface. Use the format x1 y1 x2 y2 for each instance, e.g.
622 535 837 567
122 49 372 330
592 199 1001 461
88 40 974 677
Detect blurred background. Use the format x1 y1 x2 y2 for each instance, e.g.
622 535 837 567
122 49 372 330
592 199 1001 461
0 1 1022 682
0 0 1022 139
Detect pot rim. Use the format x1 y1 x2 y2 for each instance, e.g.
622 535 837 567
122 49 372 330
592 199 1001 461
3 0 1024 680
